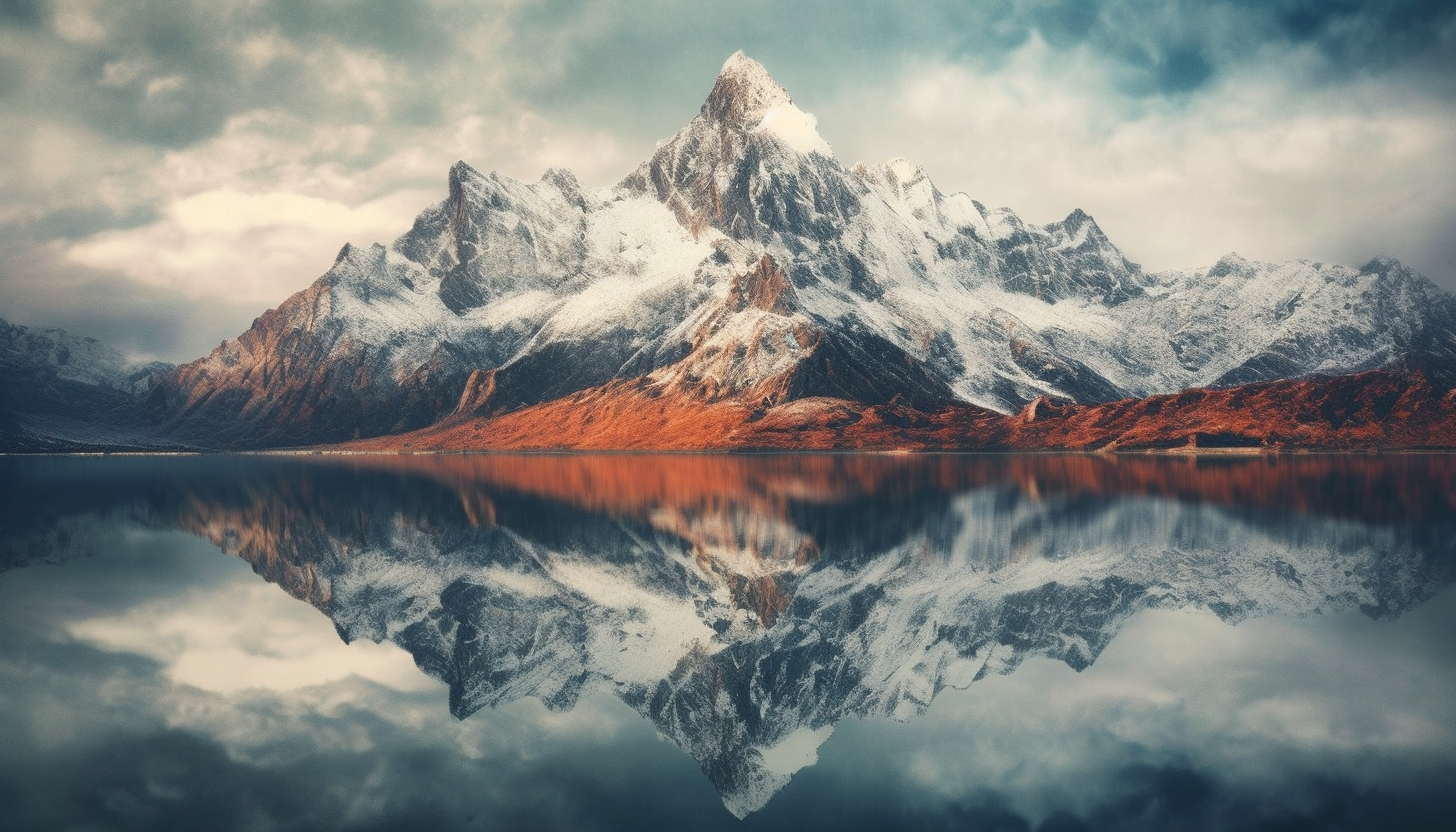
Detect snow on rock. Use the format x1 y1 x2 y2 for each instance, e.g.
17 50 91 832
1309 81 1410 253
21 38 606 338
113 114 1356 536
0 317 171 394
0 317 176 448
709 50 795 126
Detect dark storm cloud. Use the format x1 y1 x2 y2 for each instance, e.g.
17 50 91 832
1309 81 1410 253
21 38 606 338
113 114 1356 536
1042 0 1456 94
1104 0 1443 92
1269 0 1456 62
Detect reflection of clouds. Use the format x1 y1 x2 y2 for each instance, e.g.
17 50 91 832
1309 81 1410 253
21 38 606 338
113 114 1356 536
0 544 726 828
815 590 1456 828
3 563 1456 830
66 577 432 695
0 641 728 831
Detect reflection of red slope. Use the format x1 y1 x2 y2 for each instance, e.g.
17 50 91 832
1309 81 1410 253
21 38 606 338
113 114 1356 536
160 450 1456 623
335 452 1456 525
341 369 1456 452
174 492 336 612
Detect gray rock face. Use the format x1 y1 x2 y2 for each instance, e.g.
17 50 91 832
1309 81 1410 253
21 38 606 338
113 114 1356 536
135 52 1456 447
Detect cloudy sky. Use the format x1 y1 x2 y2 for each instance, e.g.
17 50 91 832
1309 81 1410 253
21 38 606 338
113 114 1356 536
1 0 1454 362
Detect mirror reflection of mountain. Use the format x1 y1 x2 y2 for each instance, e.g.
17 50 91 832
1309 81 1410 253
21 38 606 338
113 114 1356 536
4 454 1454 816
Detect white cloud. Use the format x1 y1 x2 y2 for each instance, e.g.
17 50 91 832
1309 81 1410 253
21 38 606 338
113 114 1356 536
51 0 107 43
51 84 645 311
64 187 420 305
755 103 835 157
234 30 297 71
100 58 146 87
503 113 634 186
838 593 1456 823
145 74 187 98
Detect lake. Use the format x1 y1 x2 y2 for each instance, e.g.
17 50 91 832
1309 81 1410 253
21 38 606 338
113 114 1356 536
2 453 1454 831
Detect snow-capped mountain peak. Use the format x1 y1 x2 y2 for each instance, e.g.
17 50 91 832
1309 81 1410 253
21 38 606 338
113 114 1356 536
705 50 796 127
0 317 175 449
707 53 834 157
135 52 1456 448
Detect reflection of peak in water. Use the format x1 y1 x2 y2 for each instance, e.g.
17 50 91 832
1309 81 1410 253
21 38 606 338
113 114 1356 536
3 453 1455 815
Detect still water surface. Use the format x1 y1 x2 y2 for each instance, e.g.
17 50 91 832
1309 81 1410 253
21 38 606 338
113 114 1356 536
1 453 1454 831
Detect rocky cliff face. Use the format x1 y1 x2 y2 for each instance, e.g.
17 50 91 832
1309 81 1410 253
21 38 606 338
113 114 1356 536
136 52 1456 449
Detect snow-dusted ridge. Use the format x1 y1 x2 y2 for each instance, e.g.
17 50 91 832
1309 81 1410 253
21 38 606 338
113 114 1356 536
0 317 169 396
1 317 175 449
148 52 1456 446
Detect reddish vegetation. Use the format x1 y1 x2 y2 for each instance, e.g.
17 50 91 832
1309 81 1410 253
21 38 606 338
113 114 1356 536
316 452 1456 547
340 368 1456 453
345 380 992 451
1004 368 1456 451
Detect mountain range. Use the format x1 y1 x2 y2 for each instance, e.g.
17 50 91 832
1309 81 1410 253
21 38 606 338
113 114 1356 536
4 52 1455 451
0 317 172 451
